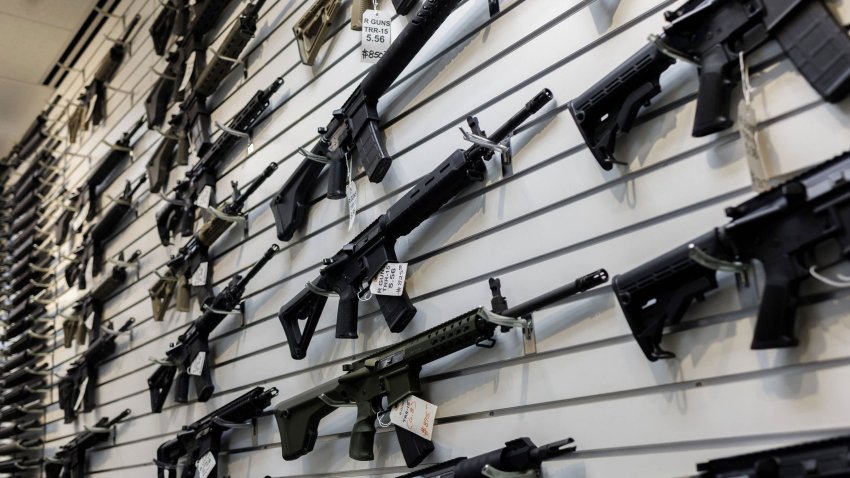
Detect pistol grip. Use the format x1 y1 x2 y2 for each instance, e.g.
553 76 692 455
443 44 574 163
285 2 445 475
349 399 377 461
751 272 801 350
179 204 196 237
376 292 417 333
175 276 191 312
335 292 360 339
195 349 214 402
327 155 348 200
175 371 190 404
692 45 735 137
278 283 329 359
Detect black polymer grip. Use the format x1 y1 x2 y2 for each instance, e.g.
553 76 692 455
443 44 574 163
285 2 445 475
147 130 179 192
691 44 736 137
568 42 675 169
768 0 850 103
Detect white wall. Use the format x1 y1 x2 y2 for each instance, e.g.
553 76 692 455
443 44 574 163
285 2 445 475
20 0 850 476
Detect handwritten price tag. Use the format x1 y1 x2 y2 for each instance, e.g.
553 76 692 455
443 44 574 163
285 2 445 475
369 262 407 296
196 185 213 210
361 10 392 64
188 351 206 376
195 451 216 478
190 262 208 287
389 395 437 440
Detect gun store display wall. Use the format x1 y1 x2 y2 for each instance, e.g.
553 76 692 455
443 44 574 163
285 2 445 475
3 0 850 476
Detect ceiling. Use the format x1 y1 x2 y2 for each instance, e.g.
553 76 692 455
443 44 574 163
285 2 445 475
0 0 101 158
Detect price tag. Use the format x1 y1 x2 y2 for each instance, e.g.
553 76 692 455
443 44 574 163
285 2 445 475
195 451 216 478
83 313 95 342
346 157 357 230
247 135 255 155
389 395 437 440
369 262 407 296
361 10 392 64
71 203 89 232
739 101 770 192
73 376 89 411
190 262 208 287
188 351 206 376
196 185 213 210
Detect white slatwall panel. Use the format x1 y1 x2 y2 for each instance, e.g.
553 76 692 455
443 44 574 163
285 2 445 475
14 0 850 476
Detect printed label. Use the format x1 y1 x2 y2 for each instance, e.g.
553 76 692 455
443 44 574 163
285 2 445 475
738 101 770 192
346 181 358 231
73 376 89 411
389 395 437 440
195 451 216 478
190 262 208 287
188 351 206 376
369 262 407 296
196 185 213 210
361 10 392 64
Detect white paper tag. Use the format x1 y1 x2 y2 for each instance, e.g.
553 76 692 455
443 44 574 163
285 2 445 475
389 395 437 440
361 10 392 64
190 262 208 287
71 203 89 232
196 185 212 210
73 376 89 411
83 313 94 342
195 451 216 478
247 138 255 156
738 101 770 192
346 181 358 231
187 351 206 376
369 262 407 296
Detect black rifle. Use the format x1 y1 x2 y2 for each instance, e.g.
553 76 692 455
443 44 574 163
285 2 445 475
65 176 145 289
397 437 575 477
0 349 47 375
155 77 283 245
612 150 850 361
0 419 40 440
150 0 189 56
145 0 236 128
63 250 140 347
696 434 850 477
58 318 134 423
0 438 41 457
2 314 51 343
146 115 184 193
147 245 278 412
43 409 131 478
148 164 278 320
270 0 464 241
154 387 276 478
0 458 40 475
4 96 60 166
82 117 146 220
275 269 606 465
67 15 141 143
181 0 268 156
0 400 43 423
568 0 850 170
0 381 47 408
277 88 552 359
3 329 52 361
54 189 81 244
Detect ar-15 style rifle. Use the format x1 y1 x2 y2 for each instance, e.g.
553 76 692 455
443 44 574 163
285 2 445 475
145 0 236 128
180 0 268 156
154 387 276 478
63 250 141 348
568 0 850 170
0 458 40 475
0 381 47 408
148 163 278 320
43 409 131 478
65 176 145 289
147 244 277 413
154 76 283 244
275 269 607 465
55 189 81 244
397 437 575 478
612 150 850 361
58 318 135 423
3 96 61 166
271 0 466 240
150 0 189 56
695 434 850 477
277 88 552 359
67 15 141 143
0 419 40 440
81 117 146 221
